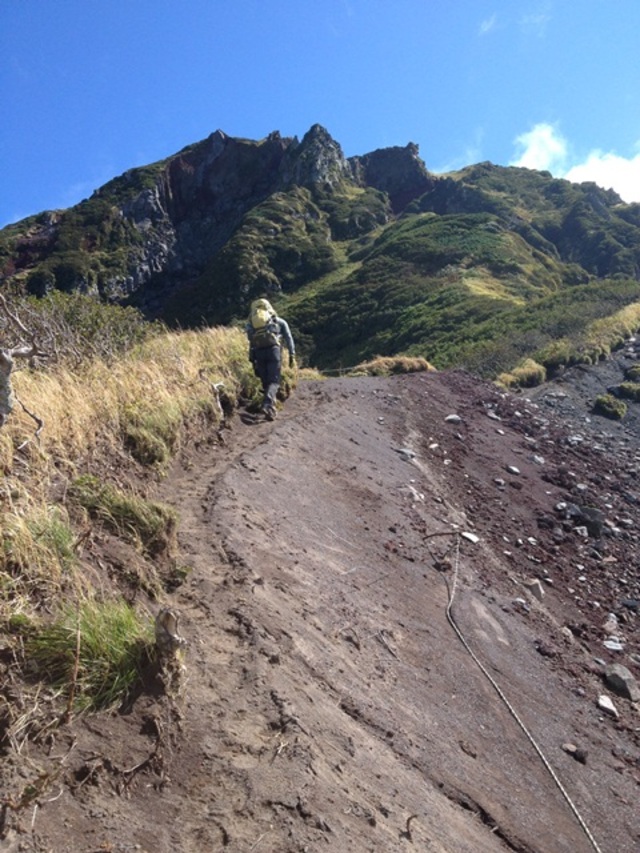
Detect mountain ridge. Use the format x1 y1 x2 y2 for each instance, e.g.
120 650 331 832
2 124 640 378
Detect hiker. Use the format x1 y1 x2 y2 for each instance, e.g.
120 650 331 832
246 298 295 420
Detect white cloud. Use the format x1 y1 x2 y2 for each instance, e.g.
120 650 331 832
479 14 497 36
510 123 567 173
509 122 640 203
520 2 552 37
564 150 640 203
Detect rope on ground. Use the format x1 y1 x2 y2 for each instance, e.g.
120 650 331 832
444 532 603 853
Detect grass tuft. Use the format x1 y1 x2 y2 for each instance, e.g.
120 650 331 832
348 355 435 377
1 505 77 611
498 358 547 388
593 393 627 420
26 598 155 711
68 475 177 557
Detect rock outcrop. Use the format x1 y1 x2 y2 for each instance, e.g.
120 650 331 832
2 125 436 318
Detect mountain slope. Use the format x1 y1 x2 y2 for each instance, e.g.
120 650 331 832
2 366 639 852
3 126 640 378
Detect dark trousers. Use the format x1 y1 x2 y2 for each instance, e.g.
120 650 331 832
253 345 281 408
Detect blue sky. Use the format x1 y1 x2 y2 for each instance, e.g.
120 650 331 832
2 0 640 227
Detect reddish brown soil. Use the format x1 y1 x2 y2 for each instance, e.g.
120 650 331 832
2 366 639 853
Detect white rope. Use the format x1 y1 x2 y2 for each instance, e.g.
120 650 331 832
444 533 603 853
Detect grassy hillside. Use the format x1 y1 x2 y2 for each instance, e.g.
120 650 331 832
279 203 640 377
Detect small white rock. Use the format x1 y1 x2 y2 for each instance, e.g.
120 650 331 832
523 578 545 601
597 695 619 719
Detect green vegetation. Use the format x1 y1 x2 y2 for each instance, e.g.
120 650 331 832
68 475 177 557
26 599 155 711
164 187 345 326
593 393 627 420
17 290 164 364
3 137 640 388
616 381 640 402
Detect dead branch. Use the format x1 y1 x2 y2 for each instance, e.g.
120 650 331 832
0 293 47 429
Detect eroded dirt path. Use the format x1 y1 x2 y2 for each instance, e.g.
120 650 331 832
143 373 640 852
9 371 640 853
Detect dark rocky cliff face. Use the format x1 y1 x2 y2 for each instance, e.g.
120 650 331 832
348 142 436 212
0 125 436 319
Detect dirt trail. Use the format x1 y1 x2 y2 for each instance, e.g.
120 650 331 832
4 370 640 853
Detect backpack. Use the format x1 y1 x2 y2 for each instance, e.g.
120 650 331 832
250 300 281 349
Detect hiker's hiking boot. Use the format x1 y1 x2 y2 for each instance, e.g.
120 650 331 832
264 404 277 421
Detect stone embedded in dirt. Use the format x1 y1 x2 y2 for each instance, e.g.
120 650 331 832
567 434 585 446
556 502 605 537
603 613 619 635
406 484 425 502
396 446 416 459
506 465 521 475
461 531 480 544
562 743 588 764
604 664 640 702
561 626 574 642
534 639 558 658
524 578 545 601
445 413 462 423
598 694 620 718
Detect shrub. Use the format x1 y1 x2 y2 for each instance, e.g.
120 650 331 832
624 364 640 381
536 340 573 373
617 381 640 402
593 394 627 420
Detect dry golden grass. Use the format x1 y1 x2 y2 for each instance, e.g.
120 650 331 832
582 303 640 361
5 326 250 463
348 355 436 377
0 325 254 622
498 357 547 389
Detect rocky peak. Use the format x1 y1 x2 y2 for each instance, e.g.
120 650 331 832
349 142 436 212
284 124 350 190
